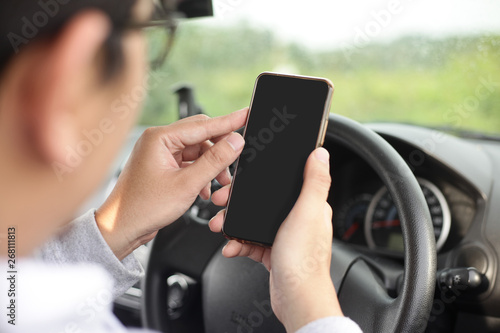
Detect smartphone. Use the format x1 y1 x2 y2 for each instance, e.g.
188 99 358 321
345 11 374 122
222 72 333 246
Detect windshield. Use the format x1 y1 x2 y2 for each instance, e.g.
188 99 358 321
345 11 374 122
141 0 500 136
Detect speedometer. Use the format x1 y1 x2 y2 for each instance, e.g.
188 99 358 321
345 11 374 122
335 194 373 245
364 178 451 252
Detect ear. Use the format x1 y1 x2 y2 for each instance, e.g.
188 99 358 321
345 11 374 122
17 10 111 165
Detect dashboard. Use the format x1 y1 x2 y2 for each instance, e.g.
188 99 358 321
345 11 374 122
324 122 500 331
325 131 478 256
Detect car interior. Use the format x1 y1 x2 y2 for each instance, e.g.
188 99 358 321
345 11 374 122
78 0 500 332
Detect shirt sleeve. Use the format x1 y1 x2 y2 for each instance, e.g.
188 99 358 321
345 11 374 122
295 316 363 333
37 209 144 299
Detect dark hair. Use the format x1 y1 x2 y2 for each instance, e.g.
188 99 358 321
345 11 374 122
0 0 137 78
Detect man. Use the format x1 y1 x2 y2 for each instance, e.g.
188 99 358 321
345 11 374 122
0 0 361 332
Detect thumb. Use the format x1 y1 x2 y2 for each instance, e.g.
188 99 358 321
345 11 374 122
181 132 245 191
278 147 332 237
297 148 332 206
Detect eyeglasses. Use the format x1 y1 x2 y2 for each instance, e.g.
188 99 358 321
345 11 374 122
127 0 179 70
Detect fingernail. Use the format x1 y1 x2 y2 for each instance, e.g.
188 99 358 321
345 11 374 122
226 133 245 151
315 147 330 164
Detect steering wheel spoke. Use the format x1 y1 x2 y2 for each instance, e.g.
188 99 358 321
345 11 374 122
330 239 405 330
339 259 395 326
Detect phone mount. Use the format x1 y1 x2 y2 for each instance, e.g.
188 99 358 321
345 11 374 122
173 84 204 119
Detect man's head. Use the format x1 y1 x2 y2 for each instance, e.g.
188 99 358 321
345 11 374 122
0 0 138 77
0 0 154 255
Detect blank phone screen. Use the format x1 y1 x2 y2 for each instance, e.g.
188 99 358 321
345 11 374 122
223 73 332 246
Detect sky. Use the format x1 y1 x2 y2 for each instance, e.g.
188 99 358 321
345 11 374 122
190 0 500 50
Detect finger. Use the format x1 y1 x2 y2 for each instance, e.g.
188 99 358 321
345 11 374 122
247 245 267 263
182 140 213 162
190 141 231 185
165 108 248 147
183 141 231 184
205 114 244 144
180 132 244 192
222 240 244 257
174 113 209 124
211 184 231 206
200 182 211 200
222 241 266 263
261 250 271 271
210 132 231 144
295 148 331 209
277 148 331 242
208 209 225 232
215 167 232 186
324 202 333 224
202 139 231 185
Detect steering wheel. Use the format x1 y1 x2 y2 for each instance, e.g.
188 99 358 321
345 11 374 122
142 114 437 333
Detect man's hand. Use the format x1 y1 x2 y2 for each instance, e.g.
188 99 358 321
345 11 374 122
209 147 343 332
96 108 248 260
